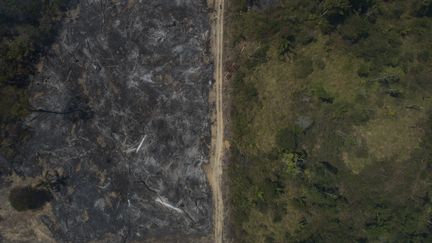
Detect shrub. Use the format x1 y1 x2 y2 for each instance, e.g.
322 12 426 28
294 57 314 78
412 0 432 17
418 50 430 62
322 0 352 26
313 85 334 102
338 15 371 43
354 30 401 70
357 63 371 77
281 152 304 176
405 65 432 91
349 0 374 14
315 59 326 70
276 127 301 152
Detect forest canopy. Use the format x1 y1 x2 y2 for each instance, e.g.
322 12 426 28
228 0 432 242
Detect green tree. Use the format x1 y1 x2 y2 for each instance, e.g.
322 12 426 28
339 14 371 43
322 0 352 25
412 0 432 17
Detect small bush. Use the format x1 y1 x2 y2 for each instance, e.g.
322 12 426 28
405 66 432 91
354 30 402 70
357 63 370 77
349 0 374 14
315 59 326 70
412 0 432 17
418 50 430 62
294 57 314 78
313 85 334 103
276 127 301 152
322 0 352 26
339 15 371 43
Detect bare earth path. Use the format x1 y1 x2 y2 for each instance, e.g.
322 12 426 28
208 0 225 242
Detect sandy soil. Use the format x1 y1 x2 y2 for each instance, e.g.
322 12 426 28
205 0 225 242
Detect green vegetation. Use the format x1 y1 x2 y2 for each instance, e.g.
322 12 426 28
228 0 432 241
0 0 70 158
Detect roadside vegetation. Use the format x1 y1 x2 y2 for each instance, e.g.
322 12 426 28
0 0 70 159
227 0 432 241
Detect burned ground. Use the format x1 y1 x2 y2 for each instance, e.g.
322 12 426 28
0 0 213 242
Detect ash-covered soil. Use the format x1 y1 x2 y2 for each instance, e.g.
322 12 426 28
0 0 213 242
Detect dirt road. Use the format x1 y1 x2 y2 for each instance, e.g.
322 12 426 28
208 0 225 242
